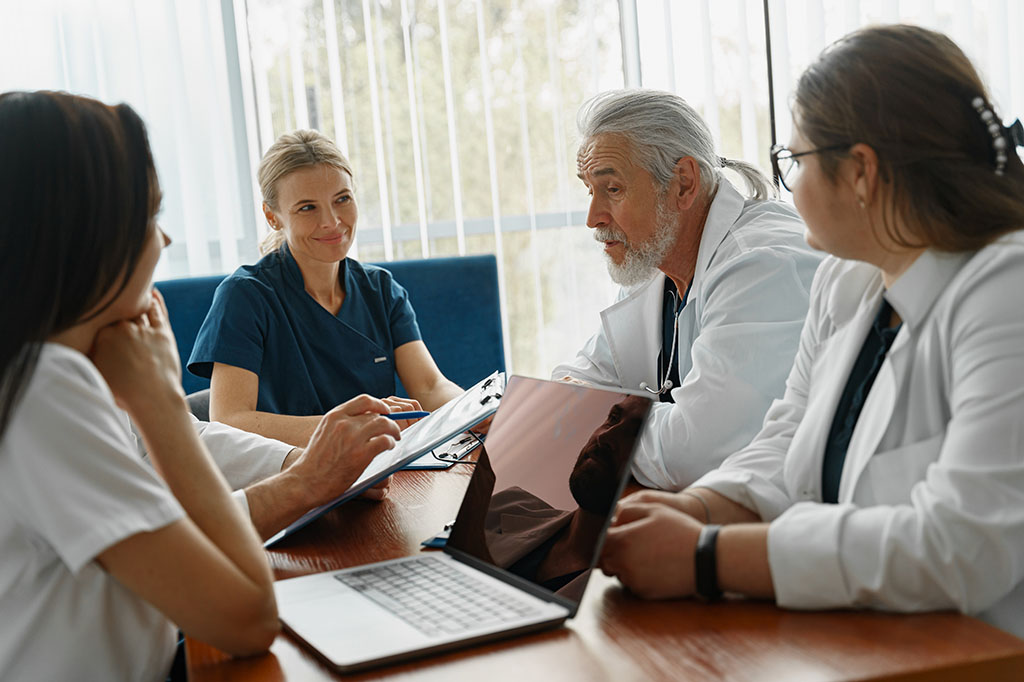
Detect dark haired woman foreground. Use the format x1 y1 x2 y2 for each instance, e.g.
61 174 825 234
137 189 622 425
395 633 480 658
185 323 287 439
0 91 281 680
600 24 1024 637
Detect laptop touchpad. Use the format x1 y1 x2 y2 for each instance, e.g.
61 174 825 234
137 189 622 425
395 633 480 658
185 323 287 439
276 576 433 663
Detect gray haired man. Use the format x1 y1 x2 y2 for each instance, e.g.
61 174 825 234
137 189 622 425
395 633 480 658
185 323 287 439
553 89 822 490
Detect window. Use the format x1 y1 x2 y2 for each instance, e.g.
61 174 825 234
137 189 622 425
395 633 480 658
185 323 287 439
242 0 626 377
3 0 1019 378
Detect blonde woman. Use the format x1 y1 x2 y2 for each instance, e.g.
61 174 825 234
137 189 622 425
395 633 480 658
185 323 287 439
190 131 461 446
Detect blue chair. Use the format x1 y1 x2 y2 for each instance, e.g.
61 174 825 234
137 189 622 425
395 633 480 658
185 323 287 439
155 254 505 399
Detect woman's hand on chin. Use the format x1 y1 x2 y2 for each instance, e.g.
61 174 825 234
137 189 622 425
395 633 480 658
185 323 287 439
90 288 185 419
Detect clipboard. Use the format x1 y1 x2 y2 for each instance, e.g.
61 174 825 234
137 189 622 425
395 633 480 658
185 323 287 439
402 431 484 470
264 371 505 547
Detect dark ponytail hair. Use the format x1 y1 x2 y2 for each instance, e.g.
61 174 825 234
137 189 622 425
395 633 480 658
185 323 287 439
794 24 1024 251
0 91 160 438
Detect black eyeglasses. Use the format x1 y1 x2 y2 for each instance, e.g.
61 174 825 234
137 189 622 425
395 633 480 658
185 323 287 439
770 143 850 191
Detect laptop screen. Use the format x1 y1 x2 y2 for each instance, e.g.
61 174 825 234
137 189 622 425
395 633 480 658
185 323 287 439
446 377 651 605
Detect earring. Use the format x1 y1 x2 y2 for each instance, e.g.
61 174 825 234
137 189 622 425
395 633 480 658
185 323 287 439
857 198 866 209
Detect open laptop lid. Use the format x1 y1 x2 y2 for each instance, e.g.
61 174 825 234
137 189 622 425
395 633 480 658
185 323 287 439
445 376 652 614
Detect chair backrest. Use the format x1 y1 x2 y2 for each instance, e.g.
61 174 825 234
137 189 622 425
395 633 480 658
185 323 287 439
155 274 227 395
379 254 505 395
155 254 505 396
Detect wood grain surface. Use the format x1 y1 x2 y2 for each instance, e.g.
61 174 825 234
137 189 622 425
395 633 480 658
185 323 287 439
188 457 1024 682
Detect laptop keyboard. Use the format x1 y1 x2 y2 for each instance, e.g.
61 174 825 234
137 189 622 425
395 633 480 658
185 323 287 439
335 556 544 636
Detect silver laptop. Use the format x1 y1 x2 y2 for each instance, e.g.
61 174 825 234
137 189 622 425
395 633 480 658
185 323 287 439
274 376 652 673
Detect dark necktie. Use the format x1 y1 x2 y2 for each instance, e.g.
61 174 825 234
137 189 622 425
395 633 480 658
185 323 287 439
821 297 902 503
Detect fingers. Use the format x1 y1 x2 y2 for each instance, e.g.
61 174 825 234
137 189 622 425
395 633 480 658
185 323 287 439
331 394 391 418
611 500 662 527
360 486 388 501
370 475 392 490
361 433 397 460
382 396 422 412
623 489 683 508
600 522 641 578
336 413 401 461
361 475 392 501
148 288 171 329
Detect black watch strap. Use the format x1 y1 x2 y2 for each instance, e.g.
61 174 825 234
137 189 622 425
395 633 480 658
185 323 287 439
695 524 723 601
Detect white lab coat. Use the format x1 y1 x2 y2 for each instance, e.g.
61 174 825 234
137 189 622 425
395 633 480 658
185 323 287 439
692 235 1024 637
552 180 822 490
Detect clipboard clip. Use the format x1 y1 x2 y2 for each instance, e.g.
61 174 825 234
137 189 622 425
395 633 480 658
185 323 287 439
478 372 504 405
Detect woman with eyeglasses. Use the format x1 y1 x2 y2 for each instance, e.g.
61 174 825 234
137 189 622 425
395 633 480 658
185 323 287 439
0 91 279 680
600 24 1024 636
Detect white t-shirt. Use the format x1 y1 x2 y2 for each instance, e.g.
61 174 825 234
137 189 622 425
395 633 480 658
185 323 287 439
0 343 185 682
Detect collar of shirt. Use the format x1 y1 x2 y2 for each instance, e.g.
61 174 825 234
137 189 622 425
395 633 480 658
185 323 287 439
692 179 745 291
884 249 973 332
278 241 351 305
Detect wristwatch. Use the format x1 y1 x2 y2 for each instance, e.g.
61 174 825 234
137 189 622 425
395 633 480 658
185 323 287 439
694 524 723 601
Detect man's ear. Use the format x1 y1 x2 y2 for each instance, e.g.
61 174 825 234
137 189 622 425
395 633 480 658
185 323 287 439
670 156 702 211
262 202 279 229
845 143 880 205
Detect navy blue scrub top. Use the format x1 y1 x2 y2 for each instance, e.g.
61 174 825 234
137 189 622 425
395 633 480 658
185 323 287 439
188 243 421 416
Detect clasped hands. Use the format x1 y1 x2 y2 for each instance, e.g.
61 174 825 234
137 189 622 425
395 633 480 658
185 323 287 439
600 489 708 599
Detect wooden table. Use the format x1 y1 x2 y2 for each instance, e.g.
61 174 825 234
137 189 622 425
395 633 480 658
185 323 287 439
188 461 1024 681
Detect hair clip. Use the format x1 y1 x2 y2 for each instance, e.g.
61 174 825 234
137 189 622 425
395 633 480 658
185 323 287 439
971 96 1010 175
1008 118 1024 148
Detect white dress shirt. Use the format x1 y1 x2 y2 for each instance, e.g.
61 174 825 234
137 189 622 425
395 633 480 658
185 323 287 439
692 233 1024 637
553 179 822 490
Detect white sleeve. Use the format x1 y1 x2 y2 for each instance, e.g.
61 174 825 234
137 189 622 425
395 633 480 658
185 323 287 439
686 257 836 517
1 357 184 573
190 417 292 489
230 488 251 517
550 290 627 387
134 415 291 490
768 253 1024 614
631 246 819 490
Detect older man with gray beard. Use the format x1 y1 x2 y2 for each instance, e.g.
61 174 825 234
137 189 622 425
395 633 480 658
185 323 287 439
553 89 822 491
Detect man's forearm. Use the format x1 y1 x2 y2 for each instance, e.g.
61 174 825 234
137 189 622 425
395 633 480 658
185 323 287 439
241 469 313 541
688 487 761 525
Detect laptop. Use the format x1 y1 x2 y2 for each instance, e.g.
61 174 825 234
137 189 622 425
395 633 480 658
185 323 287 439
274 376 652 673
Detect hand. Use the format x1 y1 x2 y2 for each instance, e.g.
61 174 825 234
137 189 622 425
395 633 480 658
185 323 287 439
90 289 184 418
382 395 424 430
360 475 391 501
289 395 401 505
619 488 707 521
600 498 703 599
556 375 590 386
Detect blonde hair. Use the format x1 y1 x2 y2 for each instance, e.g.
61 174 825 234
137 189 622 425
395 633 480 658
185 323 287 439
257 129 354 255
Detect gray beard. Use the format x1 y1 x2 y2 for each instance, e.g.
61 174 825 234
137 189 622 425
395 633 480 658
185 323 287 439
596 201 680 287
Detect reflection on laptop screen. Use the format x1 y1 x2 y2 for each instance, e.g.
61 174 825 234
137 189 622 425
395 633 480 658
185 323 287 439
446 377 650 604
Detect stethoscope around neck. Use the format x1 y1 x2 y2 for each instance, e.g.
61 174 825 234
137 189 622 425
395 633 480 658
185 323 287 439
639 283 688 397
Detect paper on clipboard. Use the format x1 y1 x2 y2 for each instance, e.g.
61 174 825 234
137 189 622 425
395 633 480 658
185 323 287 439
264 371 505 547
